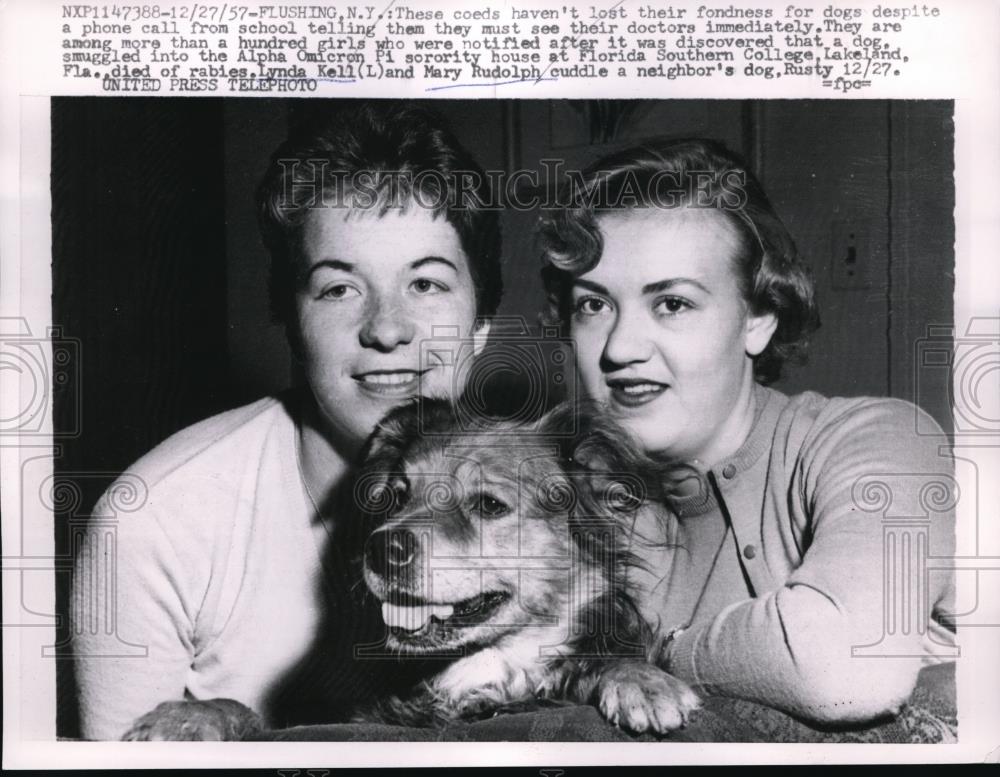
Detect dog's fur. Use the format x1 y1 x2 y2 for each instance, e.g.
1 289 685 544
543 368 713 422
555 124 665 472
349 398 699 733
120 398 699 740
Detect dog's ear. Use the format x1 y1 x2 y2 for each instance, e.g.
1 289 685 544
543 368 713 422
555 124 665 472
358 397 456 465
351 398 457 523
536 401 647 474
359 400 420 465
536 400 663 511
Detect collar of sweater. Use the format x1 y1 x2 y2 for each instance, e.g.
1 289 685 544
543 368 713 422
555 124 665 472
665 383 788 518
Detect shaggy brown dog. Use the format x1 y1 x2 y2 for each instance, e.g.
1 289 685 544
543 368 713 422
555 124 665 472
121 399 698 739
350 398 698 733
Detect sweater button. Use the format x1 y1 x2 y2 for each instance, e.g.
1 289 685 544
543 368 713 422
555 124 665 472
743 544 757 560
722 464 737 479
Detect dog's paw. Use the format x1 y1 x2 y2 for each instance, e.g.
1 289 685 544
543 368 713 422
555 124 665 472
121 698 264 741
595 661 700 735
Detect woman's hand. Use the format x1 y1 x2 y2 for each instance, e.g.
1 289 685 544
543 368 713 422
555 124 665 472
121 698 264 741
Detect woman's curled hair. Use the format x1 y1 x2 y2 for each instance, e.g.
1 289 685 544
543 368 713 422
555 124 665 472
538 138 820 386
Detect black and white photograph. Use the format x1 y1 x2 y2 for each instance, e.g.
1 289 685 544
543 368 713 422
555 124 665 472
50 97 959 744
2 0 999 769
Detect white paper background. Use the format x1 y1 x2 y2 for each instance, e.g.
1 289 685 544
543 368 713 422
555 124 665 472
2 0 998 767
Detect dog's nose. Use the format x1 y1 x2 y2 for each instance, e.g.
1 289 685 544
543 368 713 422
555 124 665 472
365 529 417 577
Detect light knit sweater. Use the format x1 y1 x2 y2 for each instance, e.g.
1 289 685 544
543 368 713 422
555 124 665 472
73 394 329 740
632 383 956 724
72 386 956 738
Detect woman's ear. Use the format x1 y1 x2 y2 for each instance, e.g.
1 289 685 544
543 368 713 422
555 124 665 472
471 317 491 357
744 310 778 357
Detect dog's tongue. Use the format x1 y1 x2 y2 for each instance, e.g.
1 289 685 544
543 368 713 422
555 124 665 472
381 601 454 631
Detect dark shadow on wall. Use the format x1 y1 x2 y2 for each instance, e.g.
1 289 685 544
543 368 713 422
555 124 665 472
52 97 231 738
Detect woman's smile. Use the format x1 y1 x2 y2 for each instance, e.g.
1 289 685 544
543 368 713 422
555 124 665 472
353 368 431 397
606 376 670 407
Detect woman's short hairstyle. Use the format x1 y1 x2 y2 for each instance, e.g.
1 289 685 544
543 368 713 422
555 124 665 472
538 138 820 386
257 103 503 329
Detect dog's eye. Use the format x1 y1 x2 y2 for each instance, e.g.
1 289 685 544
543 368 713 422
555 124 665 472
476 494 510 518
